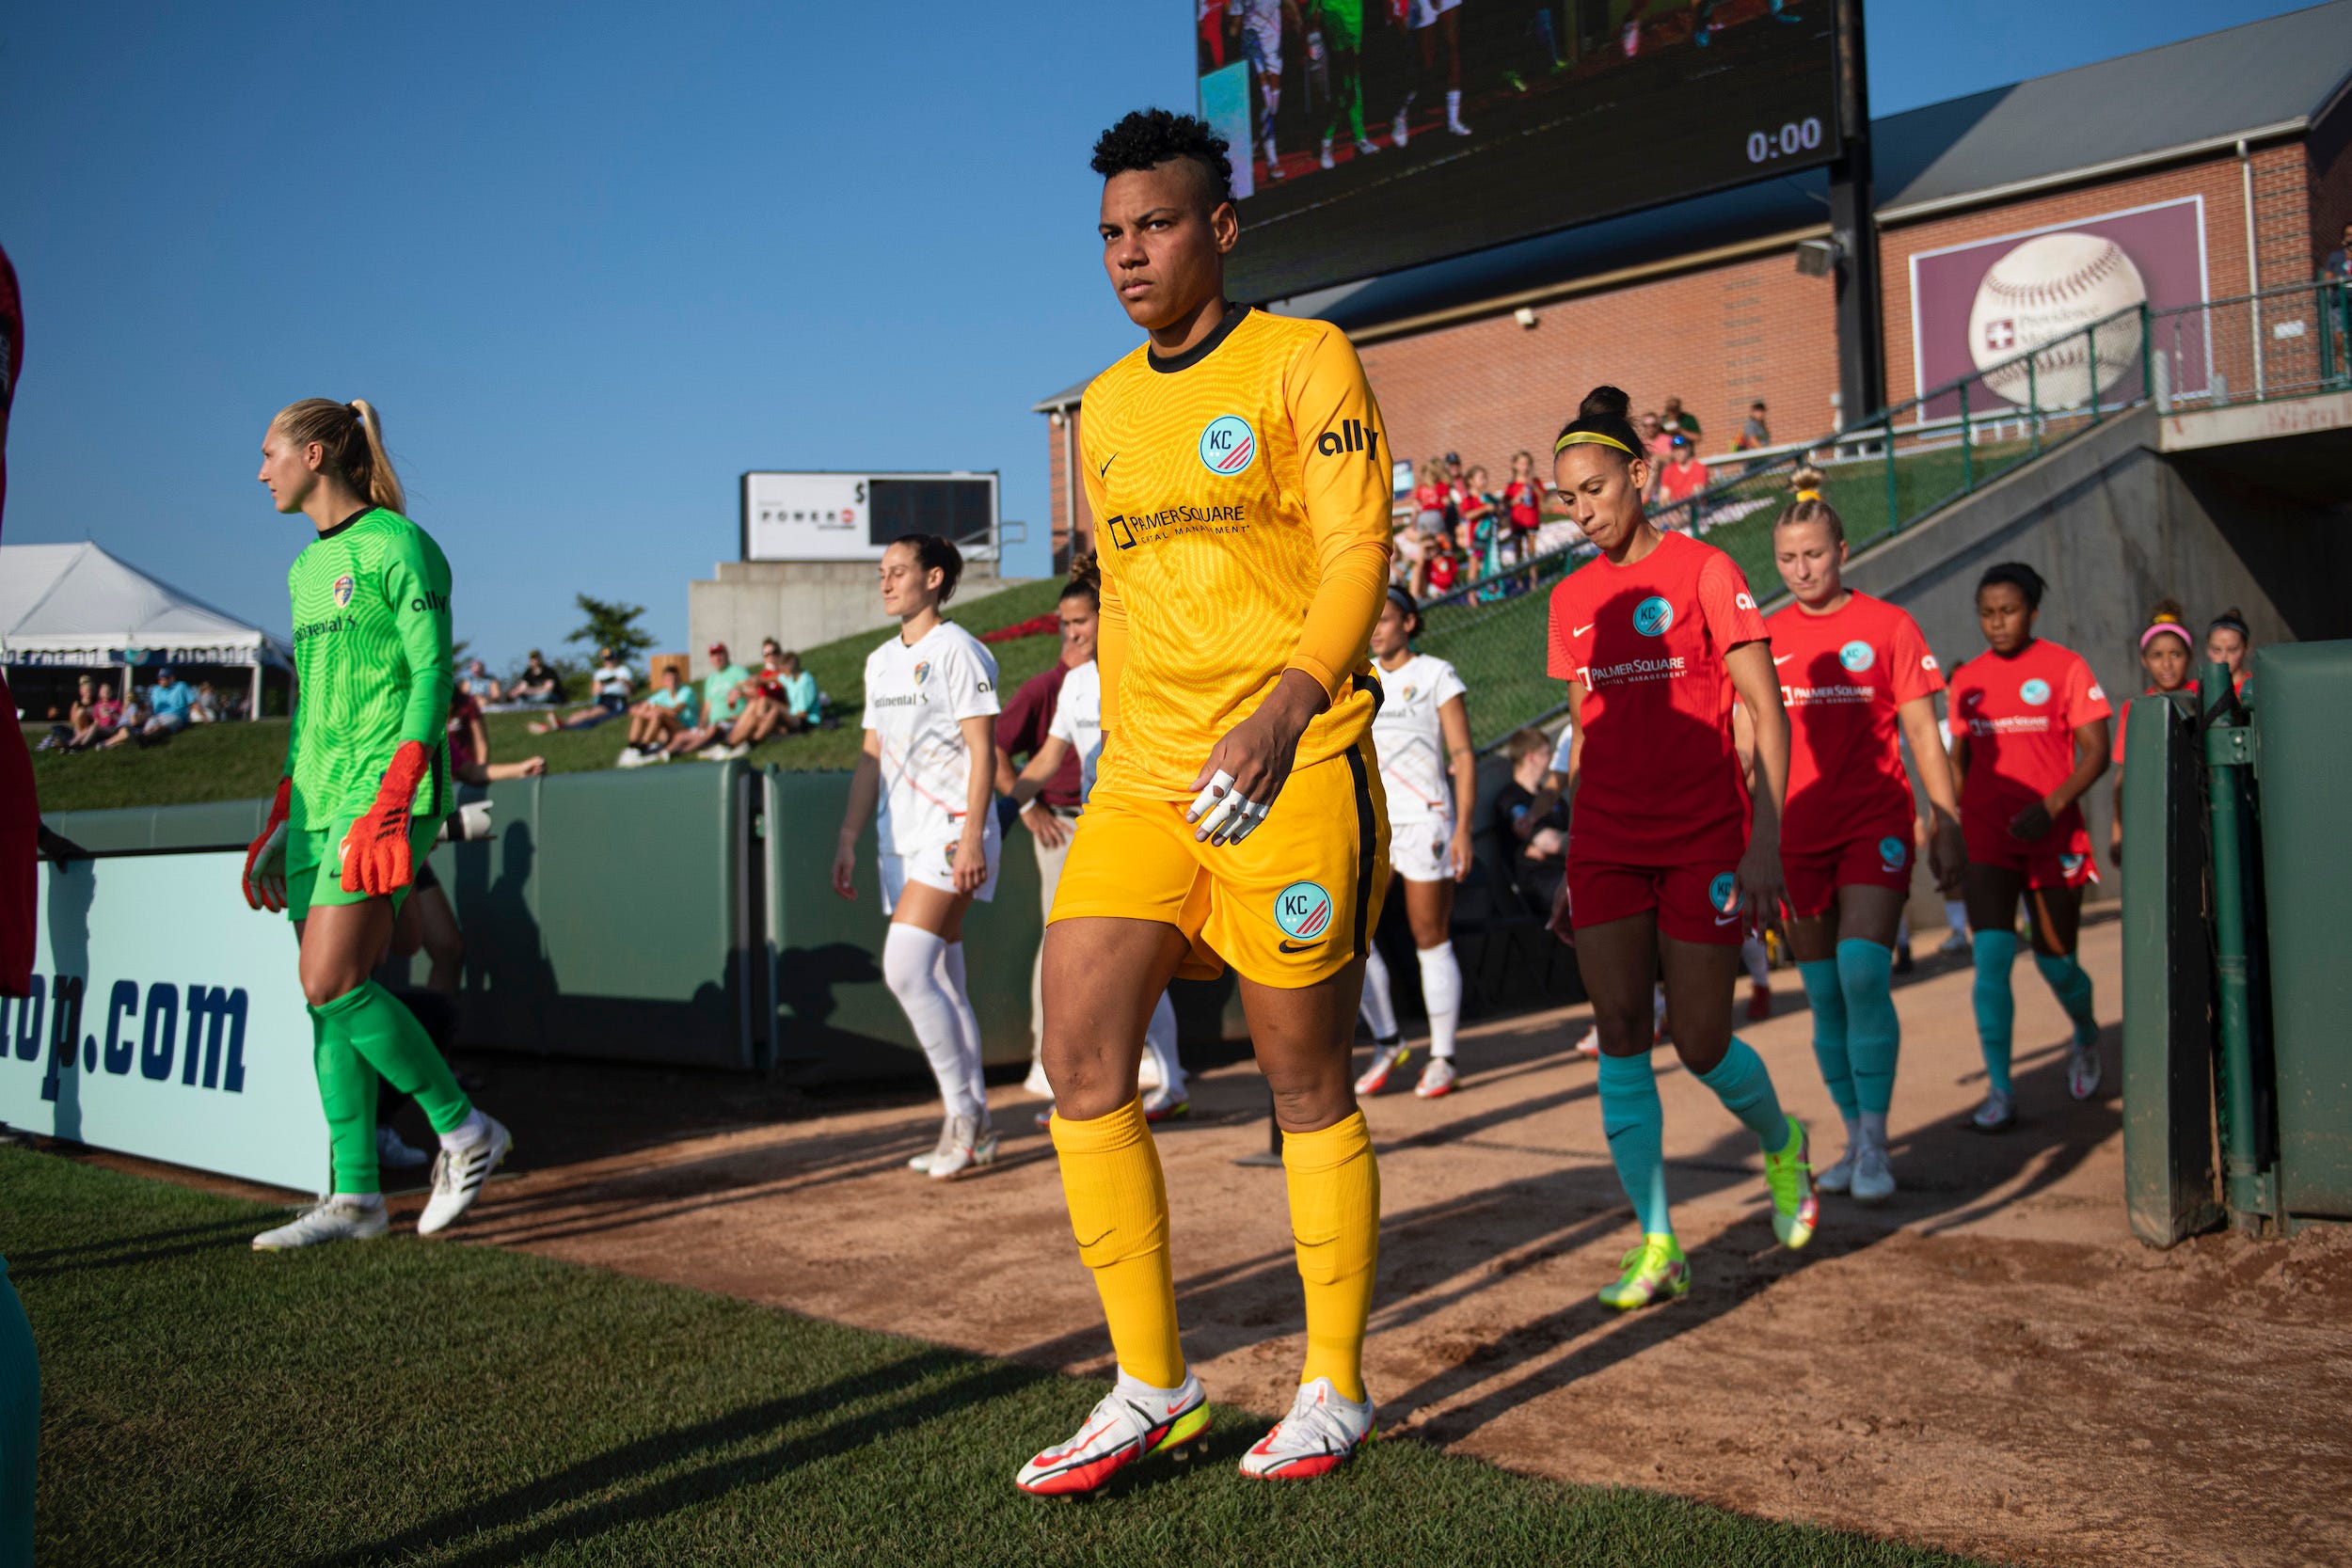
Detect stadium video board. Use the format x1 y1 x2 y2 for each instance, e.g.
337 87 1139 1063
740 472 998 562
1198 0 1844 302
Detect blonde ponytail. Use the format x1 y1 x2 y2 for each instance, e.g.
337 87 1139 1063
271 396 405 515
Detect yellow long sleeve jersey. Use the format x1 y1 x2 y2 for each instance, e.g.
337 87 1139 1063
1080 306 1395 798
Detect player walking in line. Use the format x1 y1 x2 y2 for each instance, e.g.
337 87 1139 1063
1231 0 1303 182
242 399 509 1249
1763 472 1964 1203
1312 0 1379 167
831 534 1003 1180
1391 0 1470 146
1353 588 1474 1099
1014 111 1393 1496
1009 556 1190 1124
1545 384 1816 1311
2204 608 2253 700
2108 599 2194 864
1947 562 2110 1132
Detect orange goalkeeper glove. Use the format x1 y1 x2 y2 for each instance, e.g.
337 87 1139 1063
339 741 429 896
242 776 293 912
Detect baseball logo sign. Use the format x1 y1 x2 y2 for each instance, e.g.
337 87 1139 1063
1966 231 2147 407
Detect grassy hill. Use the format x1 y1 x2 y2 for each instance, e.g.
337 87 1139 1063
27 576 1072 815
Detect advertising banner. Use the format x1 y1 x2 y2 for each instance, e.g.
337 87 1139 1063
741 471 997 562
0 851 326 1192
1910 197 2209 420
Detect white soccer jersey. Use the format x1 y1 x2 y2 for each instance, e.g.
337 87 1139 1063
1047 658 1105 799
1369 652 1467 826
861 620 1001 856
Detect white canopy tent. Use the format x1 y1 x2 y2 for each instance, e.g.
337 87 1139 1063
1 542 291 717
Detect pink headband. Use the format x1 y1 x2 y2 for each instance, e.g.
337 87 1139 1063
2139 622 2191 652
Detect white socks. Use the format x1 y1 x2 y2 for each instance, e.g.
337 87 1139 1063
1145 991 1185 1100
883 925 981 1119
1740 935 1771 989
1359 945 1400 1041
1417 942 1461 1060
943 942 990 1127
333 1191 385 1210
438 1108 490 1151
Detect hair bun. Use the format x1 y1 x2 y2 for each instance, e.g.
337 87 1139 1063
1578 385 1631 422
2149 595 2186 625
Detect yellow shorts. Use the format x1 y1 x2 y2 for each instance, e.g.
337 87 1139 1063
1050 739 1391 988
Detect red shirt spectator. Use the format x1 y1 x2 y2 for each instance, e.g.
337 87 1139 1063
447 688 483 772
996 661 1084 809
1657 446 1710 505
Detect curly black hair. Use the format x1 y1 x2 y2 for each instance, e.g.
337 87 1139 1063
1090 108 1233 208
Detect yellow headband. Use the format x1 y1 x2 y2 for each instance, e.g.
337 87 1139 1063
1793 489 1821 502
1554 431 1635 457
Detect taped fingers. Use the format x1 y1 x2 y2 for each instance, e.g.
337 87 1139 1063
1185 769 1238 827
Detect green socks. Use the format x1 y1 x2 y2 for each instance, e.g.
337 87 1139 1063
1972 931 2019 1096
1836 939 1900 1117
1797 958 1854 1123
311 981 471 1195
1696 1037 1790 1153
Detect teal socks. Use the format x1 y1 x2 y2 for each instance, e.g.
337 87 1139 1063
2033 951 2098 1046
1971 930 2019 1095
1696 1037 1790 1153
1797 958 1854 1122
1596 1052 1671 1236
1836 939 1899 1117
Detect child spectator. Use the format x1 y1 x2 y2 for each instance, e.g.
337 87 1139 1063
1410 459 1449 535
617 663 702 766
1503 450 1544 558
1656 434 1710 525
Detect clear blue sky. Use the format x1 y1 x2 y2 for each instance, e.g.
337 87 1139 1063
0 0 2320 672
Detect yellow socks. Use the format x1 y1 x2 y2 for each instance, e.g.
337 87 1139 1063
1282 1110 1380 1402
1050 1098 1184 1389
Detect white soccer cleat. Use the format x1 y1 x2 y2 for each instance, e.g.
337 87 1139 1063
1390 109 1409 148
1414 1057 1457 1098
1015 1370 1211 1497
927 1114 997 1181
252 1196 389 1251
1850 1136 1897 1205
1971 1088 2016 1132
1814 1143 1856 1195
909 1114 957 1173
1354 1040 1410 1096
1319 136 1336 170
1353 137 1380 158
2068 1043 2103 1101
376 1125 429 1172
1572 1023 1600 1058
1238 1377 1375 1480
417 1116 511 1236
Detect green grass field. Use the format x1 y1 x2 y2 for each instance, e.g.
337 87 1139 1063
25 577 1073 816
1 1146 1988 1567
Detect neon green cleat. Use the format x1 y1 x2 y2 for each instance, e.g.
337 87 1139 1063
1597 1233 1689 1309
1764 1115 1819 1249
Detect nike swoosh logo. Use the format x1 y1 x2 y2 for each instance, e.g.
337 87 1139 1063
1571 624 1594 637
1074 1228 1112 1249
1773 655 1793 665
1097 452 1117 477
1713 912 1740 927
1278 940 1323 953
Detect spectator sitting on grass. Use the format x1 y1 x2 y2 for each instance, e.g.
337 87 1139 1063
458 657 505 702
447 684 546 784
668 641 752 758
510 650 562 705
716 645 817 757
140 668 196 738
616 663 701 767
531 644 636 733
46 676 97 751
190 681 220 722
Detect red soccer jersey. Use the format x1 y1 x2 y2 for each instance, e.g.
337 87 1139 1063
1766 592 1945 853
1548 530 1768 864
1948 639 2110 832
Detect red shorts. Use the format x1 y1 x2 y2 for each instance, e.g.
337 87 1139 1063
1963 814 2097 891
1567 857 1746 945
1781 825 1914 919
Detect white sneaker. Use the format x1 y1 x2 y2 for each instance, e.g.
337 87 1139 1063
1014 1370 1211 1496
1936 929 1970 958
927 1114 997 1180
417 1115 511 1235
1814 1143 1856 1195
1319 136 1335 170
1355 1040 1409 1096
1971 1088 2016 1132
725 742 753 760
376 1125 429 1172
1448 118 1471 136
909 1114 957 1173
2068 1042 2103 1101
696 744 729 761
1414 1057 1457 1098
1238 1376 1375 1480
253 1195 389 1250
1850 1136 1897 1204
615 746 646 769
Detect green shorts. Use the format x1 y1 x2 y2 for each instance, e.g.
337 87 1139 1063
1321 0 1363 50
285 813 444 923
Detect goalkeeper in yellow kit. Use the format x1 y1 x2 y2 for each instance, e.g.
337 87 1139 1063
1014 110 1394 1495
242 398 510 1250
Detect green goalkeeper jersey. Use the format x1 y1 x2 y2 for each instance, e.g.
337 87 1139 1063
284 506 454 832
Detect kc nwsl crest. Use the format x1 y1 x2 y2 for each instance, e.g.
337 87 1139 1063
914 661 930 686
332 574 356 609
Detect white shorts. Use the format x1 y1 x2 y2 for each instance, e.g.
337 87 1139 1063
1407 0 1461 26
1243 13 1281 76
880 816 1002 914
1389 816 1459 883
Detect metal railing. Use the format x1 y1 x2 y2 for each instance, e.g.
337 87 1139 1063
1413 278 2352 752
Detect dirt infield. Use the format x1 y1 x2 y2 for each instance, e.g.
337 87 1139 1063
150 915 2352 1566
